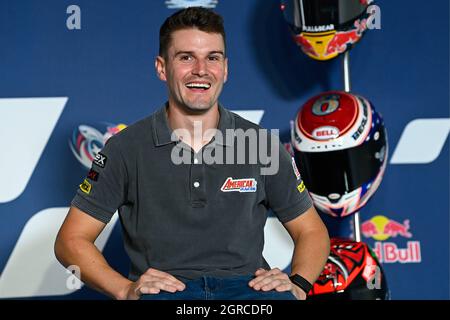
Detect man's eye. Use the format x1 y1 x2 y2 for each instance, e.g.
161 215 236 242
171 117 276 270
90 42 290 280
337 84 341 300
208 56 220 61
180 55 192 61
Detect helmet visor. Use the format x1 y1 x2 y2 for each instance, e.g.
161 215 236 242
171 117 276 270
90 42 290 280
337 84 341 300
294 128 386 198
283 0 368 30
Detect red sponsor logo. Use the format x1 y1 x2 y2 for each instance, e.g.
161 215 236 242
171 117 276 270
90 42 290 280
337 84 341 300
87 169 99 181
221 177 257 193
361 216 412 240
326 19 367 55
361 215 421 264
373 242 422 264
312 126 339 140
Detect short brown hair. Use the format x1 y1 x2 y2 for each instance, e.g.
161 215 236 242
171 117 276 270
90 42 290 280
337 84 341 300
159 7 226 58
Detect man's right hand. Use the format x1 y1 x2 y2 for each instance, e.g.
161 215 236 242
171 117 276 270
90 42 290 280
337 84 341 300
124 268 186 300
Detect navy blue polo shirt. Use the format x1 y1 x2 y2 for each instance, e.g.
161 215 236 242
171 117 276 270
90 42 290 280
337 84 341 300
71 104 313 282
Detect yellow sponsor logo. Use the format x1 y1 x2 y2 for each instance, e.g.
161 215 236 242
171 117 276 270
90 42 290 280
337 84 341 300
297 181 305 193
80 179 92 194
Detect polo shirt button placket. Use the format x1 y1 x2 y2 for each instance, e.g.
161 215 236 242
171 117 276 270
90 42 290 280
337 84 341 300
190 150 206 208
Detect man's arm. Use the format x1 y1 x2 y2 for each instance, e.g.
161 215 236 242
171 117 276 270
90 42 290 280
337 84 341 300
54 206 186 300
283 206 330 297
249 206 329 299
54 206 133 300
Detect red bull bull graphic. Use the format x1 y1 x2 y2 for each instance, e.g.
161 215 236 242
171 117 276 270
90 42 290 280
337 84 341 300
326 19 368 56
295 18 369 61
361 215 421 264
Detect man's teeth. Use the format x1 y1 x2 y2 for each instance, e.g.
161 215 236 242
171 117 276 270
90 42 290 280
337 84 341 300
186 83 211 89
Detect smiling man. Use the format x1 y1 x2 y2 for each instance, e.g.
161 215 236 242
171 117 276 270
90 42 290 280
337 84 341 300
54 7 330 301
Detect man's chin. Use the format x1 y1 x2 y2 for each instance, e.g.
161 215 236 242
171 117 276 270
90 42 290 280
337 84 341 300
183 102 215 114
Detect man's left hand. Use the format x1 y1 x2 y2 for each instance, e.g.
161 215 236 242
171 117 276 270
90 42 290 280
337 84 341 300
248 268 307 300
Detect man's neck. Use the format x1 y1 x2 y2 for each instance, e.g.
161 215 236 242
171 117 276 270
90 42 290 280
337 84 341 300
166 102 220 153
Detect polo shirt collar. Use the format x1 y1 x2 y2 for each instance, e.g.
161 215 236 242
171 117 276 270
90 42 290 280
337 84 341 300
152 103 235 147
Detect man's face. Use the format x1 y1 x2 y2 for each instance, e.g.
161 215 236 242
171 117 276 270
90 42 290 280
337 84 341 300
155 28 228 113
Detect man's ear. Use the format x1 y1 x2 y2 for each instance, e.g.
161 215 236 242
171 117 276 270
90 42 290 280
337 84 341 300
223 57 228 84
155 56 167 81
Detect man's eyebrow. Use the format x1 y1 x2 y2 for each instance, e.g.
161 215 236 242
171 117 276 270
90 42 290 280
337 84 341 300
209 51 225 56
174 50 225 56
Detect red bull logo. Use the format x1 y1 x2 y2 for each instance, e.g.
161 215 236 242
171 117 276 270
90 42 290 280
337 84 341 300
326 19 368 56
295 19 368 61
361 215 421 264
361 215 412 240
372 241 421 264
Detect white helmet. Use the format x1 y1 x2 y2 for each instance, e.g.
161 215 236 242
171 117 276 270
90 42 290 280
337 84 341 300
292 91 388 218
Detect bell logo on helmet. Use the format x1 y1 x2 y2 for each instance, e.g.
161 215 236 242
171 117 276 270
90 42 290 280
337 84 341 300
312 95 340 116
312 126 340 140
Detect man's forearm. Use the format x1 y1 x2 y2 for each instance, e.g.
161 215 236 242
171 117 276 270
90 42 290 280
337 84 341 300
290 228 330 285
55 236 132 300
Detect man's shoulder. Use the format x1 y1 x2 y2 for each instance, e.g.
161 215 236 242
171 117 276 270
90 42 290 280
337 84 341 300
225 109 264 131
106 109 159 147
113 116 152 141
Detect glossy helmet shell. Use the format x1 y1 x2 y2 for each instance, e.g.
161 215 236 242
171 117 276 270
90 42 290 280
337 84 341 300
308 238 389 300
292 91 388 218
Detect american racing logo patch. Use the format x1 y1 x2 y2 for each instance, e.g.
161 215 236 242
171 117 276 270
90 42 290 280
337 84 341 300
80 179 92 194
221 177 257 193
93 152 107 168
87 169 99 181
291 157 301 180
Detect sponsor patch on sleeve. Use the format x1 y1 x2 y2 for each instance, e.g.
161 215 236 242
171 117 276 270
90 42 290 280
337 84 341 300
297 181 306 193
93 152 107 168
87 169 99 181
80 179 92 194
291 157 301 180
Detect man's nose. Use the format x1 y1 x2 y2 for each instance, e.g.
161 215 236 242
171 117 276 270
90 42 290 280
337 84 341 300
192 59 208 76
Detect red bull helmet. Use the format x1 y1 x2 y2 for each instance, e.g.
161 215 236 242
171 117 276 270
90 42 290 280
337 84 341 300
308 238 389 300
291 91 388 218
281 0 374 61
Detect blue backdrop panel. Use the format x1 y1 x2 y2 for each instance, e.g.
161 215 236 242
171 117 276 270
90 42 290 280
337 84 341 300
0 0 448 299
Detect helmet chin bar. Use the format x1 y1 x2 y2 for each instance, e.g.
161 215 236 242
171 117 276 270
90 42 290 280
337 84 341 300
281 0 374 61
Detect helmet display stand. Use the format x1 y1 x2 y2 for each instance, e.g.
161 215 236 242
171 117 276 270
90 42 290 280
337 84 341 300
342 51 362 243
284 1 389 299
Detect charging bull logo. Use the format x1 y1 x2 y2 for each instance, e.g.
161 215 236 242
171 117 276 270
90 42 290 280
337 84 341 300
326 19 368 56
361 215 412 241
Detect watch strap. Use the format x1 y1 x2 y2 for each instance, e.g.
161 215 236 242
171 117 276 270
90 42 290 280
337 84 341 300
289 274 313 295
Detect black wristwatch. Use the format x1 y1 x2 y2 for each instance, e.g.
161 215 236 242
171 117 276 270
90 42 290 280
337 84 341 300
289 274 312 295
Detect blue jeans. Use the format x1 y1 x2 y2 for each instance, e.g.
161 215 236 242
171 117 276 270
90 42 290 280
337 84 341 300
140 275 297 300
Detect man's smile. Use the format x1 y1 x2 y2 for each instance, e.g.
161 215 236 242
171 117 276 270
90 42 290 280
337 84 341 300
185 81 212 92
